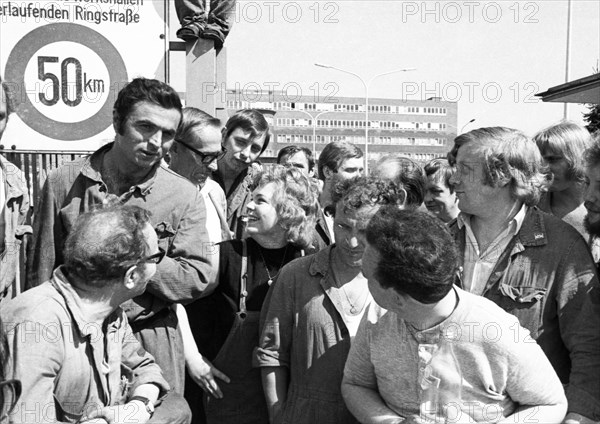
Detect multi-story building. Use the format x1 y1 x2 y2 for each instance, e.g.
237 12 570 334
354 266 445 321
226 89 458 164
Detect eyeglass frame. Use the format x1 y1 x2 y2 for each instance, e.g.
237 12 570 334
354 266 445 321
0 379 22 417
139 247 166 265
175 139 227 164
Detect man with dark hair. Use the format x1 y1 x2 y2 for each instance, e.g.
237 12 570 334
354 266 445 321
423 157 459 222
28 78 217 398
0 77 29 305
342 207 567 424
213 109 271 239
277 145 315 177
2 206 190 423
315 141 364 248
257 177 403 424
448 127 600 423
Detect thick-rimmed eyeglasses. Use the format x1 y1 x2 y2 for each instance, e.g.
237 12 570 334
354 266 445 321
176 140 227 164
0 379 22 418
140 247 166 265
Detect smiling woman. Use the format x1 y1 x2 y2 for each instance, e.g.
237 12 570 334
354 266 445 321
181 165 318 424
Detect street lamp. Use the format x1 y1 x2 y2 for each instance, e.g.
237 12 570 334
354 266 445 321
460 118 476 133
315 63 415 174
289 107 336 157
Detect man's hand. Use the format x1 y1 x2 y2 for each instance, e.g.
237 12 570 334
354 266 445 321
79 402 151 424
563 412 597 424
187 353 230 398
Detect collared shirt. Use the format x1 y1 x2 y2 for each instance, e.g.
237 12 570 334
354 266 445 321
28 143 218 319
212 163 261 240
449 206 600 420
1 267 169 423
201 178 226 245
0 155 29 302
255 246 363 424
457 204 526 295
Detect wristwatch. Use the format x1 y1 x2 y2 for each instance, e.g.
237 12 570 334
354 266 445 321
129 396 155 417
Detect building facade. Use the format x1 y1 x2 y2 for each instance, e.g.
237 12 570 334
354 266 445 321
225 89 458 165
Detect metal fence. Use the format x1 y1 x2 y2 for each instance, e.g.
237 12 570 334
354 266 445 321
1 149 282 208
0 150 93 207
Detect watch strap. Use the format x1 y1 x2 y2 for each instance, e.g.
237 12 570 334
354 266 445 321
129 396 155 416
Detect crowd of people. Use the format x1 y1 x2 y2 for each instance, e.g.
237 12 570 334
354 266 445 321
0 76 599 424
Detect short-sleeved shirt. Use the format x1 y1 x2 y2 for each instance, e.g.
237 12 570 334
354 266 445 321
343 287 567 422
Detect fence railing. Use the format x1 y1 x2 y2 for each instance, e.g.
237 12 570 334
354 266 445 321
1 150 283 208
1 150 94 207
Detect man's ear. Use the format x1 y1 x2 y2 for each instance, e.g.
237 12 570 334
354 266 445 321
323 166 334 180
113 110 121 136
221 126 227 141
123 265 139 290
397 188 408 209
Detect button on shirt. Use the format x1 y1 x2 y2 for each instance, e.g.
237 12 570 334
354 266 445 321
458 204 526 295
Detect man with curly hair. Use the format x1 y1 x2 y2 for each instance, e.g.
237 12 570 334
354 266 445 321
343 207 567 424
255 177 403 424
447 127 600 424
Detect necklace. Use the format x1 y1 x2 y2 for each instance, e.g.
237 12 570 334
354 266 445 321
340 283 370 315
257 244 289 285
330 260 369 315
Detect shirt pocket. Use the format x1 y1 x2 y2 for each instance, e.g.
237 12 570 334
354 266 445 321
53 369 95 422
498 284 547 304
497 283 546 338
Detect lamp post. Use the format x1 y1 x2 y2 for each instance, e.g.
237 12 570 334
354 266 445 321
564 0 573 119
289 108 336 157
460 118 476 133
315 63 415 174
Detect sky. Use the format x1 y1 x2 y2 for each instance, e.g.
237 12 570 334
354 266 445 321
196 0 600 135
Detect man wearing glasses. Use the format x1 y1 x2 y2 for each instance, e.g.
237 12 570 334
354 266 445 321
28 79 218 402
169 107 230 242
2 206 191 423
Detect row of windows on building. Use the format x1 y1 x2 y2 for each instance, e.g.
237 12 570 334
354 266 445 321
276 134 445 146
275 118 447 132
226 100 448 116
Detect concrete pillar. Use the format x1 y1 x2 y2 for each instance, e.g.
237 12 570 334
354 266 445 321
185 39 227 119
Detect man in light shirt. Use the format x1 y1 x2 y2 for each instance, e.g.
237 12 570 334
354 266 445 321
448 127 600 424
343 207 567 424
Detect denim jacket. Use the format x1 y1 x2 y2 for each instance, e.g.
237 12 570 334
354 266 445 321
0 155 30 302
450 206 600 419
